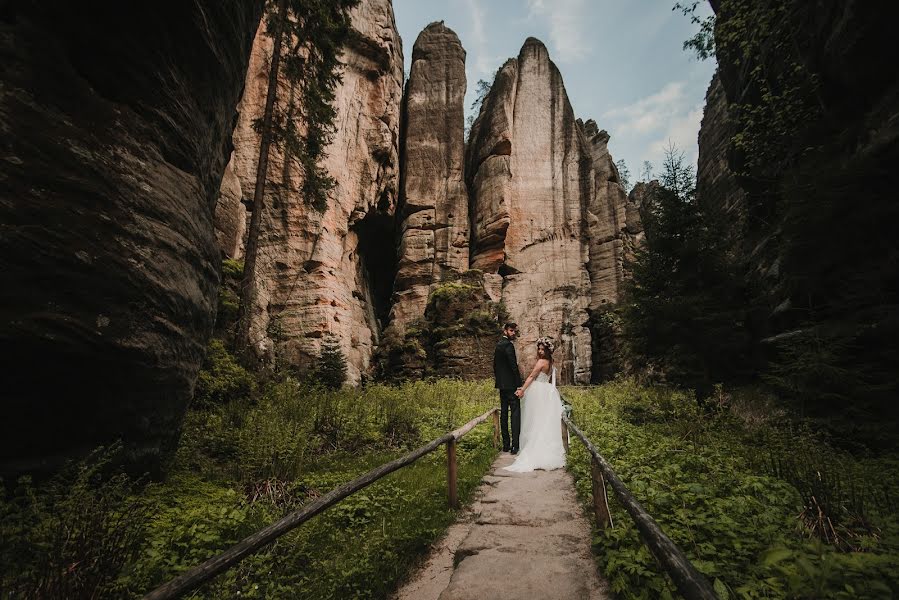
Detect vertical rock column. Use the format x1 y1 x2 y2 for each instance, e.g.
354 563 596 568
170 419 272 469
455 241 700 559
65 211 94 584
0 1 262 475
234 0 403 383
466 38 595 384
580 119 644 380
389 21 470 332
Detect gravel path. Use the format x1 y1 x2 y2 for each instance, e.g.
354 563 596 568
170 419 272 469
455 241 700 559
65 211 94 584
393 453 610 600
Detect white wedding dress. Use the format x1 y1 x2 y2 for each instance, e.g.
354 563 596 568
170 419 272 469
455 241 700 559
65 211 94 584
503 368 566 472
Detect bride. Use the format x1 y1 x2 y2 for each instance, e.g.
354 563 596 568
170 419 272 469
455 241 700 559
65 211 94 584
503 337 566 472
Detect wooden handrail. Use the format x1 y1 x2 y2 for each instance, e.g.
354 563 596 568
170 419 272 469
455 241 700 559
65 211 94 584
143 407 499 600
561 413 718 600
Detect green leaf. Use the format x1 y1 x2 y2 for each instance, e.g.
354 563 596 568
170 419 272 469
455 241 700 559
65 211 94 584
713 578 729 600
761 547 792 567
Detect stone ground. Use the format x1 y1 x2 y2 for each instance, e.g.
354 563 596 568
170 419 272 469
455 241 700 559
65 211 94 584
392 453 610 600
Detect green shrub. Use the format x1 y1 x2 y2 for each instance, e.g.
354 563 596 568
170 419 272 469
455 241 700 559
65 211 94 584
193 339 257 407
221 259 244 280
562 381 899 599
0 446 151 599
313 335 348 390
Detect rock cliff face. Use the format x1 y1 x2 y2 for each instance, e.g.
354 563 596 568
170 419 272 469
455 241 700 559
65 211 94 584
579 119 644 380
696 72 746 251
0 1 262 475
465 39 595 384
214 156 247 260
221 24 641 385
699 1 899 422
581 120 630 310
234 0 403 383
390 22 469 333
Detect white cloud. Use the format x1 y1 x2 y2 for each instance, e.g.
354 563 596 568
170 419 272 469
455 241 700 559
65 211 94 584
526 0 591 62
648 103 704 156
602 82 687 134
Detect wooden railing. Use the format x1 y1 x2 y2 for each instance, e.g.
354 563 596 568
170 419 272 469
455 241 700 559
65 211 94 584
561 410 718 600
142 407 500 600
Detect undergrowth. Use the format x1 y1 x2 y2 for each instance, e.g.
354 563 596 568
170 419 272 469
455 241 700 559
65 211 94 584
0 377 497 599
563 381 899 599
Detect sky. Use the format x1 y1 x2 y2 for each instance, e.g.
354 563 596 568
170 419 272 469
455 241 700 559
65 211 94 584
393 0 717 185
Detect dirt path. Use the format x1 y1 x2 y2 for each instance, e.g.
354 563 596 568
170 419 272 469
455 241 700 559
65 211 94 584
393 453 610 600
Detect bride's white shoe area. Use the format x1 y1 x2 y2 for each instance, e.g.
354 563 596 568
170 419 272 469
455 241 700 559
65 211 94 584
503 370 566 473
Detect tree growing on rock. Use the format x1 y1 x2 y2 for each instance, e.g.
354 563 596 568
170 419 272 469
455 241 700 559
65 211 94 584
624 143 750 397
315 335 348 389
235 0 359 362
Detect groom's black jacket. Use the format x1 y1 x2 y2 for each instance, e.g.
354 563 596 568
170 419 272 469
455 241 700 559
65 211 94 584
493 336 522 389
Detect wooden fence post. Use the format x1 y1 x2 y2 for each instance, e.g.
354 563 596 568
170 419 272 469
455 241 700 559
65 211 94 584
447 438 458 509
492 410 500 449
561 419 569 453
591 457 613 529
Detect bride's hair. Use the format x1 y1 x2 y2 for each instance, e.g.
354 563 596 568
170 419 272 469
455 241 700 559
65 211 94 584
536 340 554 370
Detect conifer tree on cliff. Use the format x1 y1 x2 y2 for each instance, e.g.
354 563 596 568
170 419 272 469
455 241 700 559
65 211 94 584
624 144 750 397
315 334 348 390
235 0 360 361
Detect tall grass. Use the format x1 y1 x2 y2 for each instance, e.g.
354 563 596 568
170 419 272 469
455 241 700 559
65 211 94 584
1 379 499 599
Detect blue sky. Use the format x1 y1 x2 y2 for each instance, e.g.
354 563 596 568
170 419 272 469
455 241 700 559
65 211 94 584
394 0 717 184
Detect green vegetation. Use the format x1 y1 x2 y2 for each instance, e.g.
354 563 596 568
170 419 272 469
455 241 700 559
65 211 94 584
1 373 498 598
193 339 257 408
670 0 899 432
313 334 349 390
563 381 899 599
623 145 750 397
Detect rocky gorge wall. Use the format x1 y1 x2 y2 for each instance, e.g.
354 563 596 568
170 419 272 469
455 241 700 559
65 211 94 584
228 0 404 384
696 0 899 421
221 22 642 385
389 22 470 333
0 1 263 476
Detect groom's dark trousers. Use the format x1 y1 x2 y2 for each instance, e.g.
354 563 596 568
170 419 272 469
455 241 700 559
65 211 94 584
499 389 520 450
493 336 523 450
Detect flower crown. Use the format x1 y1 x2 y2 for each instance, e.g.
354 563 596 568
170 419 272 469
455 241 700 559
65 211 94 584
535 336 555 353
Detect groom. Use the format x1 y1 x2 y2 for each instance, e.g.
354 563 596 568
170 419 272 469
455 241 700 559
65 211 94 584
493 322 523 454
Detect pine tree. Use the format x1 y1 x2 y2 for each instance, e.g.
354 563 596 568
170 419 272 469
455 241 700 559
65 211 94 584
624 144 750 397
315 335 348 389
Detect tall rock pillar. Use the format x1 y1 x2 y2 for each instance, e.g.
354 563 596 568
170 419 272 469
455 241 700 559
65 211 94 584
389 21 469 331
466 38 595 384
233 0 403 383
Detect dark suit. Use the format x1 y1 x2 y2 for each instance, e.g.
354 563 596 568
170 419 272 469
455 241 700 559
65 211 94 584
493 336 522 450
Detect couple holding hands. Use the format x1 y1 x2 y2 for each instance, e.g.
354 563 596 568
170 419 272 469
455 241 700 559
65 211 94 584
492 322 566 473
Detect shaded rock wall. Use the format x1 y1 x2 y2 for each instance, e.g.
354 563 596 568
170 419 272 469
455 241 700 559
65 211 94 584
214 155 247 260
699 0 899 424
390 21 469 333
235 0 403 383
465 39 594 384
580 119 644 380
696 71 746 253
0 1 262 475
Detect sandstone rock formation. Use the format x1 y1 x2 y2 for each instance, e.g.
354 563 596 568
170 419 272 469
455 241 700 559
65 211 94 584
0 1 262 475
214 155 247 260
465 39 595 384
389 22 469 333
376 272 503 381
579 119 644 380
696 72 746 251
233 0 403 383
581 120 630 311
